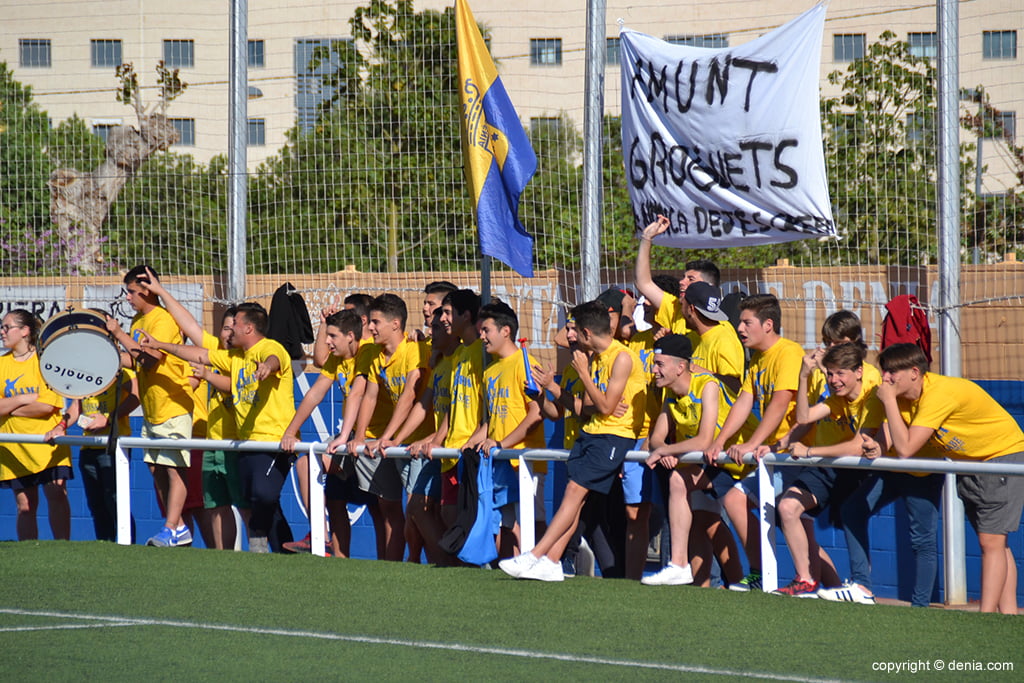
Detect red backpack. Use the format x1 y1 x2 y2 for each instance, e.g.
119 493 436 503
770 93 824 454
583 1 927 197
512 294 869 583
880 294 932 363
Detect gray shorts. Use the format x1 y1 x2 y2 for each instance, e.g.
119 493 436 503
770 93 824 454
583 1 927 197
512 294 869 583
957 451 1024 535
352 454 403 502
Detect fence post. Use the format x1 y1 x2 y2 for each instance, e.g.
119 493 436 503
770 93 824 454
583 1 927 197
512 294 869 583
115 444 131 545
518 454 536 552
308 444 326 557
942 473 967 603
757 458 778 592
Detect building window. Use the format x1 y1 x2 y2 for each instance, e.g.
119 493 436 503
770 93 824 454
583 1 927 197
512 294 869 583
908 32 936 59
605 37 620 66
983 30 1017 60
247 118 266 146
163 39 194 68
665 34 729 49
92 123 118 142
295 38 345 131
248 39 265 68
91 39 122 68
530 38 562 66
169 118 195 146
19 39 51 67
833 34 865 62
984 110 1017 141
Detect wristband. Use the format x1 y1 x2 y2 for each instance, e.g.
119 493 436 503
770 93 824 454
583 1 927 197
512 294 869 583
56 420 68 430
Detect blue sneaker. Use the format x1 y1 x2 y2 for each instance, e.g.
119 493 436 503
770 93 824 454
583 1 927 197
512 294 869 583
171 525 193 547
147 525 193 547
146 526 175 547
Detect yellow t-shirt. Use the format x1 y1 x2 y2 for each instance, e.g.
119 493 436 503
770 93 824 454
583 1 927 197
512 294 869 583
81 367 135 437
691 321 745 389
445 338 485 449
320 346 361 402
664 372 720 443
0 353 71 480
741 337 804 446
209 337 294 442
131 306 194 425
582 339 647 440
813 363 882 447
559 364 584 449
901 373 1024 461
430 351 458 472
483 352 545 449
654 292 690 335
350 341 390 440
819 381 885 446
200 331 238 442
367 336 433 443
627 329 662 439
483 351 547 473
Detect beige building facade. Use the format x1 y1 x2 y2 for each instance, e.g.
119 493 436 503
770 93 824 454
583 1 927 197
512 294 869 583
1 1 1020 189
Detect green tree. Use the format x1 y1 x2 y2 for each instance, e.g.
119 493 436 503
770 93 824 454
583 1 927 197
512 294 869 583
250 0 477 273
0 63 108 275
104 152 226 275
0 61 54 239
961 86 1024 260
819 30 968 266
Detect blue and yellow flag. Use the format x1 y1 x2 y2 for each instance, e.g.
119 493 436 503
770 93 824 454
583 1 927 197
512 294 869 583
456 0 537 278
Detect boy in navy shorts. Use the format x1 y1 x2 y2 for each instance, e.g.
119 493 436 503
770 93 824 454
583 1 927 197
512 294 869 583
499 301 647 582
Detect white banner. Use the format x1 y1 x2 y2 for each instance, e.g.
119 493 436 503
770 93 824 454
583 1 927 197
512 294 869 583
620 3 835 248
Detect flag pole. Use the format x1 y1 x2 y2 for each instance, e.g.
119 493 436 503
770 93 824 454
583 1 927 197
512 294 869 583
481 253 492 305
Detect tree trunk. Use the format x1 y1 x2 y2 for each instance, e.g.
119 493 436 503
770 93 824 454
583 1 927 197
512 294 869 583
48 114 179 275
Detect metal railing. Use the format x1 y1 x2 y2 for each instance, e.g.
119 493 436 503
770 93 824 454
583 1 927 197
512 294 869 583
3 433 1023 602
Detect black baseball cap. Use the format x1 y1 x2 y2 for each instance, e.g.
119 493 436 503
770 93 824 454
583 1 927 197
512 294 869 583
684 281 728 322
653 333 692 360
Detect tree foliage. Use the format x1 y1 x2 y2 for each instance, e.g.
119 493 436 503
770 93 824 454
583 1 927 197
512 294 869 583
820 31 964 266
3 23 1021 278
250 0 476 273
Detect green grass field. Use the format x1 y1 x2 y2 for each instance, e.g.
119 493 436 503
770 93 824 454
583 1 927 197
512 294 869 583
1 542 1020 682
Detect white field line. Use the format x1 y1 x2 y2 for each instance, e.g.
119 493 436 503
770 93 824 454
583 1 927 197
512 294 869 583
0 608 847 683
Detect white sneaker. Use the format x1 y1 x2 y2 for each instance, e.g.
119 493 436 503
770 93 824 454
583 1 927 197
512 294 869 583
519 556 565 582
641 562 694 586
498 552 539 578
817 580 876 605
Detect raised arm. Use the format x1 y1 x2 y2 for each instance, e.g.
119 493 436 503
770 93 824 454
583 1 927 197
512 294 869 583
311 302 340 368
795 350 829 425
876 381 933 459
138 267 204 347
634 215 671 311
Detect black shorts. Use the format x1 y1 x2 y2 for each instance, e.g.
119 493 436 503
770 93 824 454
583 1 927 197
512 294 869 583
325 469 377 506
792 466 866 521
567 432 633 495
0 465 74 491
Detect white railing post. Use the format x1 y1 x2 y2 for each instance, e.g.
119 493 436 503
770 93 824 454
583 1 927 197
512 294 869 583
518 453 535 552
308 444 326 557
115 444 131 545
757 458 778 592
942 473 967 604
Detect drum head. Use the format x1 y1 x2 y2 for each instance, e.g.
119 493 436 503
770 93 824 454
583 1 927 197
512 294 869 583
40 329 121 398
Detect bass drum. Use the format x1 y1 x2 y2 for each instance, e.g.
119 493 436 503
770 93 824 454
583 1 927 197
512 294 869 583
39 308 121 399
